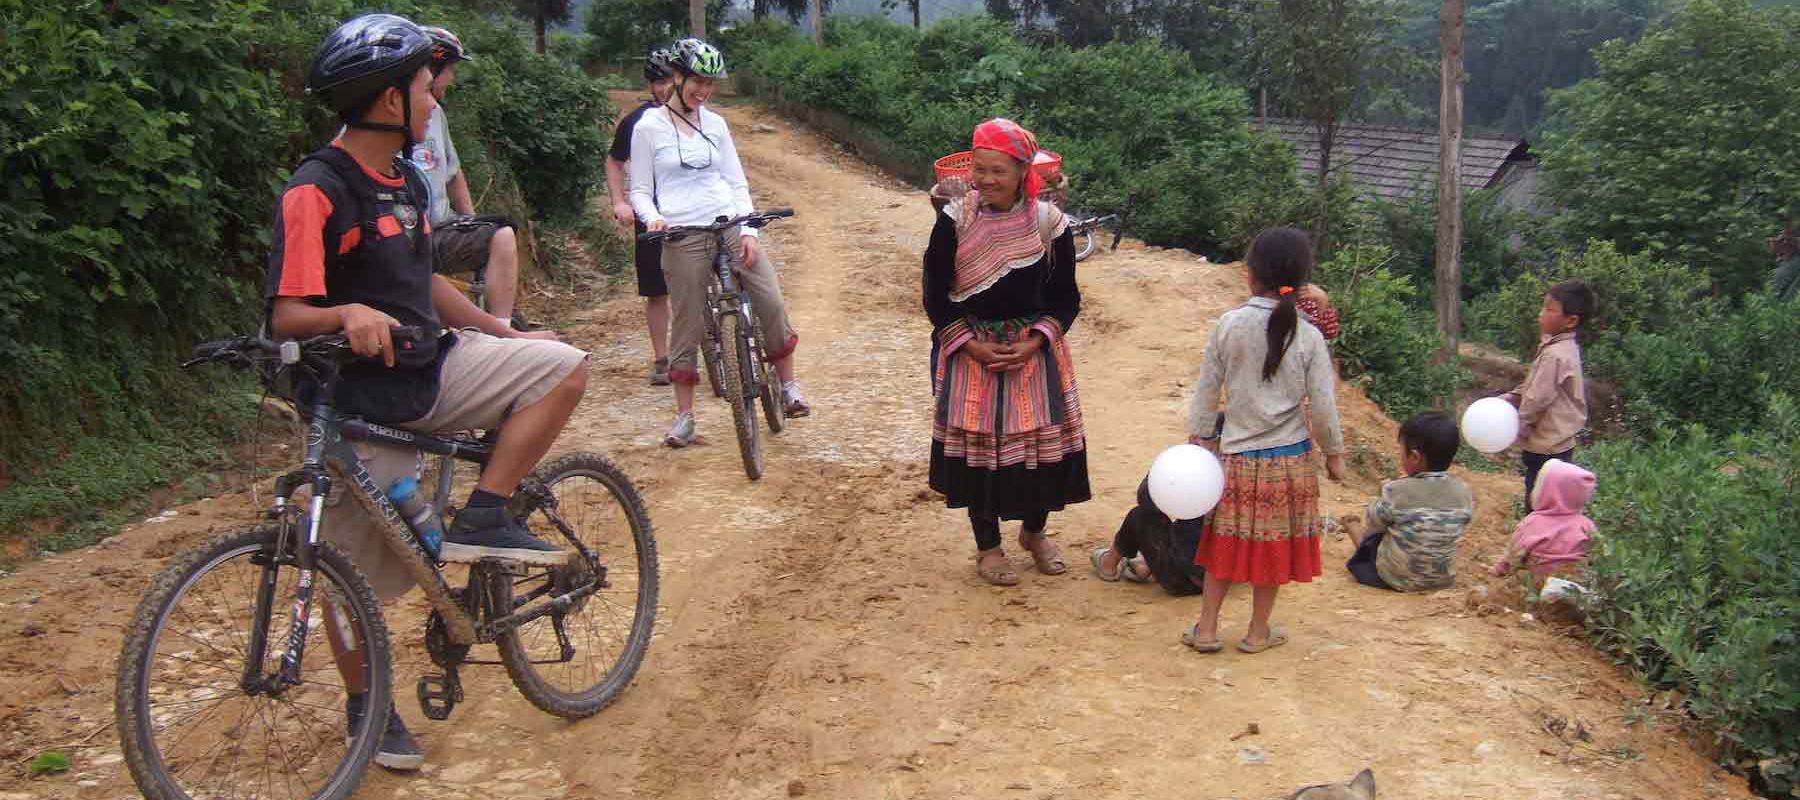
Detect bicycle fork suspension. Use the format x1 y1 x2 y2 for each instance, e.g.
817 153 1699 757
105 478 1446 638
243 471 331 695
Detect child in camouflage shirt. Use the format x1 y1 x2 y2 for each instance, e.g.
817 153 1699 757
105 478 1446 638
1346 412 1475 592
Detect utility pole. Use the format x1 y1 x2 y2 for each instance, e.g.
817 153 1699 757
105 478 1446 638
810 0 824 44
1434 0 1466 357
690 0 704 38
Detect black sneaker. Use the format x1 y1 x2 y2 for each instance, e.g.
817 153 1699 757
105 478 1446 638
440 504 570 566
345 693 425 771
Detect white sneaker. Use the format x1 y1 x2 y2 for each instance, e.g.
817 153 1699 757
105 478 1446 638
781 381 811 418
664 412 696 448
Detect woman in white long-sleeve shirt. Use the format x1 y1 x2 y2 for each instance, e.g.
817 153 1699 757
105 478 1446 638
629 38 808 447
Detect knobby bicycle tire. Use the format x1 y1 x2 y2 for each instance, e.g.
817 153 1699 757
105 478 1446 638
754 321 785 435
720 312 765 480
1074 228 1098 262
116 525 391 800
497 452 660 718
702 310 726 399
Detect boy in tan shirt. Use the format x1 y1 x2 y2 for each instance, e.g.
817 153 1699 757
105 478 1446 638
1504 280 1595 498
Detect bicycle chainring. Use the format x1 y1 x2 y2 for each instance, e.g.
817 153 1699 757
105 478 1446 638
425 589 472 668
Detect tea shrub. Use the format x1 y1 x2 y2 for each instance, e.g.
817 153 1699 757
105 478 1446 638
1584 394 1800 770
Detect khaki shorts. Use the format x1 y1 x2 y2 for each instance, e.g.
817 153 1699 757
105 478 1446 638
322 330 588 601
431 217 502 275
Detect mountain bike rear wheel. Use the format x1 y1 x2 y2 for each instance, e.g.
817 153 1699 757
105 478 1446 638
497 452 659 718
720 311 765 480
1074 227 1098 262
117 524 390 800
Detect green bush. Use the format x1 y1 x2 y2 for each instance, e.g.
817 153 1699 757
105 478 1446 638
0 0 617 547
728 15 1296 256
1584 395 1800 771
1465 239 1709 363
1607 293 1800 436
1366 186 1522 302
1316 243 1468 420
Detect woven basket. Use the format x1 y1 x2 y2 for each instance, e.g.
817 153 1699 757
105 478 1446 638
932 150 1063 184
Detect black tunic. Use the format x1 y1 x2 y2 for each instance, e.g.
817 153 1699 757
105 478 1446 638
921 210 1092 520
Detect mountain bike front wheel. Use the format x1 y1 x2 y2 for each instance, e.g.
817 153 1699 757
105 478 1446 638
720 311 765 480
497 452 659 719
116 524 391 800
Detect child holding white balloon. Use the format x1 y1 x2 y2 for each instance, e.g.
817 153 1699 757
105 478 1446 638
1184 227 1345 655
1503 280 1595 499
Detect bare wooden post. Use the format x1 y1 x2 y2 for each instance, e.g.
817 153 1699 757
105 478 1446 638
913 0 921 29
810 0 824 44
1435 0 1465 357
690 0 705 38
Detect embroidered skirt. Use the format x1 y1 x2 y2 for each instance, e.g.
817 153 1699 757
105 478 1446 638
929 318 1090 519
1195 441 1322 586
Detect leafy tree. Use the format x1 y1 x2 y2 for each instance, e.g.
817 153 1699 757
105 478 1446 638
1240 0 1424 252
586 0 685 63
1538 0 1800 295
517 0 573 54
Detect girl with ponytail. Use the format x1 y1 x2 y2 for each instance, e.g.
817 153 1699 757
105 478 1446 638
1181 227 1345 655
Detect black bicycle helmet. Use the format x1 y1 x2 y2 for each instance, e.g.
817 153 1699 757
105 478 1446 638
671 37 727 79
645 46 676 82
422 25 474 74
306 14 433 137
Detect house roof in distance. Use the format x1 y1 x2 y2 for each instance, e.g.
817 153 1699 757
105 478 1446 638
1254 117 1532 201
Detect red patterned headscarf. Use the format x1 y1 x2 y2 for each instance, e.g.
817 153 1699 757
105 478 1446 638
971 118 1041 200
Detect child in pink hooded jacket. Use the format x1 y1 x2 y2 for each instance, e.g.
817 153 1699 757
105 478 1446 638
1492 458 1596 578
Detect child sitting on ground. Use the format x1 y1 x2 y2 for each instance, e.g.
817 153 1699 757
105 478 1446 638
1346 412 1476 592
1491 457 1595 579
1092 476 1208 595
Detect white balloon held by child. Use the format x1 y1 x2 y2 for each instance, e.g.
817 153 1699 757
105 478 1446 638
1148 444 1226 521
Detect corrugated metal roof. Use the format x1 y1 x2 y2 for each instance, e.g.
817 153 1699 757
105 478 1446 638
1253 117 1532 201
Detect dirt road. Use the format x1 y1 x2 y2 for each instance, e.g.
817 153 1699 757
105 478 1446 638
0 95 1751 800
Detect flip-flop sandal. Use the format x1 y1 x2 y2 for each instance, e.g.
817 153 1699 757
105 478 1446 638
1020 532 1068 575
1182 622 1224 653
1121 555 1156 584
1090 547 1122 582
975 552 1020 586
1236 629 1289 654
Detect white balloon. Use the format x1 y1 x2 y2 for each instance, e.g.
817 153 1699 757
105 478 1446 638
1461 397 1521 454
1147 444 1226 521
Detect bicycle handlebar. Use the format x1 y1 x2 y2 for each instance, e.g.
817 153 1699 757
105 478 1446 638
636 209 795 243
184 326 428 370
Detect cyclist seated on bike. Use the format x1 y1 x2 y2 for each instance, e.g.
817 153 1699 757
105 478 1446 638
627 37 811 447
270 13 592 769
273 15 588 571
410 26 534 330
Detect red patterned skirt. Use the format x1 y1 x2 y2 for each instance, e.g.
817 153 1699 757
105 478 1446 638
1195 444 1322 586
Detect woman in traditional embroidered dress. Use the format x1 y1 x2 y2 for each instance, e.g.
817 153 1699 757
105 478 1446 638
923 118 1091 586
1183 227 1345 654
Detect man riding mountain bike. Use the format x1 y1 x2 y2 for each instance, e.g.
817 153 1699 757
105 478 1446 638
268 12 589 770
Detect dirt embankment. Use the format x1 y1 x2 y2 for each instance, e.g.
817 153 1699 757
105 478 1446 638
0 93 1747 800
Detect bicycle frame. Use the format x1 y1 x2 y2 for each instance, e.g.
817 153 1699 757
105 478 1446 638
248 390 602 694
707 233 766 398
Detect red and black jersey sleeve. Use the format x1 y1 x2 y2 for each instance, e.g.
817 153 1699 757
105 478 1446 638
264 160 353 305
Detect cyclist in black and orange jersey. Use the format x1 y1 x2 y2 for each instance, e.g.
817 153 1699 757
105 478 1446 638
268 13 589 769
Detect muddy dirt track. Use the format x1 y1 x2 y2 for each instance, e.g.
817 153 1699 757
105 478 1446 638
0 94 1751 799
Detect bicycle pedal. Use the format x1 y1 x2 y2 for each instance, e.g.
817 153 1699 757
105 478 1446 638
417 672 463 721
478 557 529 577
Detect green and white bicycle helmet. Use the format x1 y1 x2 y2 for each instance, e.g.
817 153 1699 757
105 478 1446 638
672 38 727 79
